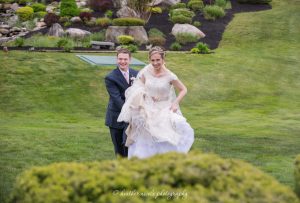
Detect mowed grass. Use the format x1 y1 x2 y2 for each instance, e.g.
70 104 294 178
0 0 300 202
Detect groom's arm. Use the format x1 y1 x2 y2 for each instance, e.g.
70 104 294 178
105 76 124 111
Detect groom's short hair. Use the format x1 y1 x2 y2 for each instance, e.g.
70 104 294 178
116 47 131 58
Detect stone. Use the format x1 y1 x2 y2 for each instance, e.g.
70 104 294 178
150 0 180 6
3 3 12 11
91 41 115 50
36 22 46 28
48 23 65 37
0 24 10 29
70 16 82 23
10 27 21 32
171 23 205 38
116 6 139 18
7 15 18 27
0 28 9 35
65 28 91 38
0 37 12 45
46 5 56 13
106 26 148 44
113 0 128 8
10 3 19 11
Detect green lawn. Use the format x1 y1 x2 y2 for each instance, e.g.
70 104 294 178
1 0 300 202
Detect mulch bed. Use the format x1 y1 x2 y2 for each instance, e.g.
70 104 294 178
7 0 271 51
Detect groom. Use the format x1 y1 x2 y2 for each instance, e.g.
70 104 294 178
104 48 138 157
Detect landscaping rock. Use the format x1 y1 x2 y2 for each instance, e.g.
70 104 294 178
0 24 10 29
106 26 148 44
113 0 128 8
48 23 64 37
0 28 9 35
171 23 205 38
70 17 82 23
7 15 18 27
116 6 139 18
65 28 91 38
10 3 19 12
150 0 180 6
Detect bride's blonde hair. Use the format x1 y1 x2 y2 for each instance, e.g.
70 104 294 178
149 46 166 59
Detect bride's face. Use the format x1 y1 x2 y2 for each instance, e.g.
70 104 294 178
150 53 164 70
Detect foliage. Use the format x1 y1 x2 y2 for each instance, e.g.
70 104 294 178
14 38 24 47
187 0 204 12
148 36 166 46
148 6 163 14
16 6 34 22
215 0 227 8
120 44 138 53
95 17 111 27
127 0 152 22
44 13 60 27
170 42 182 51
203 5 225 20
170 2 186 10
117 35 134 45
34 11 47 19
203 0 215 5
193 20 202 27
190 47 200 53
79 12 92 21
175 32 200 45
90 30 106 41
30 3 46 12
148 28 165 38
60 0 80 17
18 0 31 5
238 0 272 3
170 15 193 24
104 10 113 18
169 8 195 24
112 18 145 26
88 0 113 12
195 42 210 53
295 155 300 198
8 152 300 203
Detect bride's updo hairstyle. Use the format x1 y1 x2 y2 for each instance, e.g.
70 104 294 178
149 46 166 60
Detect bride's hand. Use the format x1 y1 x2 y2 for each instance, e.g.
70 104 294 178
170 102 179 112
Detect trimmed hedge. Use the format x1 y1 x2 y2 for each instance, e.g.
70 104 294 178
9 152 299 203
238 0 272 3
295 154 300 198
112 18 145 26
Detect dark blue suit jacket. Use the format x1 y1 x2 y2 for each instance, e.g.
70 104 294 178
105 67 139 129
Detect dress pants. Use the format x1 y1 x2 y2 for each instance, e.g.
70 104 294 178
109 127 128 157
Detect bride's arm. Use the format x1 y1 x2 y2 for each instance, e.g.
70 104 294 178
170 79 187 112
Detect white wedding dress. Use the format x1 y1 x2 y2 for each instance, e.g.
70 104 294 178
118 64 194 159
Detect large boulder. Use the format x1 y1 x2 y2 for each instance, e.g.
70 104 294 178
48 23 64 37
150 0 180 6
65 28 91 38
116 6 139 18
171 23 205 38
113 0 128 8
106 26 148 44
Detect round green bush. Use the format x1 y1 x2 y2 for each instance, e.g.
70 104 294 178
112 18 145 26
148 36 166 46
196 42 210 53
193 20 202 27
187 0 204 11
30 3 46 12
238 0 271 3
9 152 299 203
60 0 80 17
170 2 186 10
95 17 111 27
170 8 195 18
190 47 200 53
16 6 33 22
120 44 138 53
34 11 47 19
295 154 300 198
149 6 163 14
170 15 193 24
117 35 134 45
170 42 182 51
203 5 225 20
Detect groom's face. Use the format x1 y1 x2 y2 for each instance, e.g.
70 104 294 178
117 53 131 71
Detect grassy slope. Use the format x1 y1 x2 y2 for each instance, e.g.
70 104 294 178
0 0 300 201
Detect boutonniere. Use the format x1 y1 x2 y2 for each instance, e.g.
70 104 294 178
130 77 136 83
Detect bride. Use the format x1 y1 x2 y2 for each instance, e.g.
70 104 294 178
118 46 194 159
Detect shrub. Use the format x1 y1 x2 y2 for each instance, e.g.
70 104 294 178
196 42 210 53
88 0 113 12
238 0 271 3
190 47 200 53
14 37 24 47
169 8 195 24
193 20 201 27
90 30 106 41
170 42 182 51
60 0 80 17
170 15 193 24
148 36 166 46
59 16 70 23
16 6 33 21
9 152 299 203
121 44 138 53
44 13 60 27
18 0 31 6
148 6 162 14
34 11 46 19
112 18 145 26
187 0 204 11
215 0 227 8
104 10 113 18
170 2 186 9
117 35 134 45
30 3 46 12
203 0 215 5
203 5 225 20
95 17 111 27
295 154 300 198
79 12 92 21
85 20 96 27
175 32 199 45
148 28 165 38
56 38 69 48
